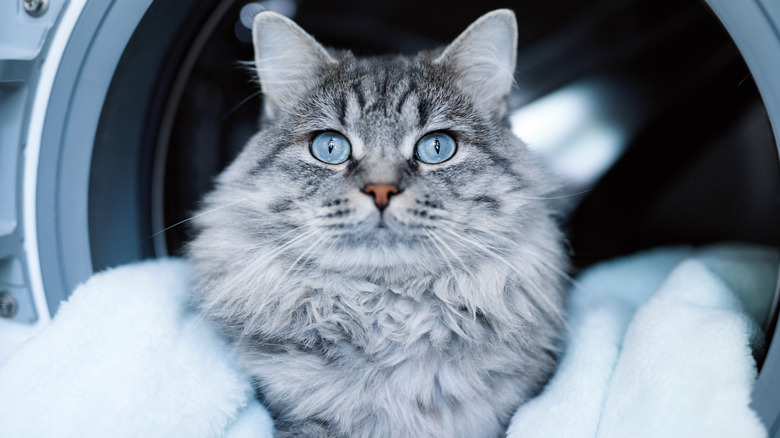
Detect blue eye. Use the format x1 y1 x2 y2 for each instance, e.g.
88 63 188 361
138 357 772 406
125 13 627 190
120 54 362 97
415 132 456 164
310 131 351 164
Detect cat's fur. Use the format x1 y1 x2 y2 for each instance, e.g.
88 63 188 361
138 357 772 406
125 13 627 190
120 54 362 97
188 9 568 438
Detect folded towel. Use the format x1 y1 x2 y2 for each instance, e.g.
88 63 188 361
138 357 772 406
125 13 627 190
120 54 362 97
0 244 776 437
508 244 777 438
0 259 272 437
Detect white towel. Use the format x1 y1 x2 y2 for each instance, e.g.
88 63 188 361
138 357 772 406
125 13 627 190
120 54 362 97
0 259 272 437
508 244 776 438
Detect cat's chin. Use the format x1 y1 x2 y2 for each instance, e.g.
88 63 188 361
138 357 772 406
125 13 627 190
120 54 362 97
320 228 437 274
321 249 430 278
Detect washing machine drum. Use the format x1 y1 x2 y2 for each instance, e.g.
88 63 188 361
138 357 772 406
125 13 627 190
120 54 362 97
2 0 779 433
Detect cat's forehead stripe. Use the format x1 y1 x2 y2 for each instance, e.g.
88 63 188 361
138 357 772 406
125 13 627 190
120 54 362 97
351 82 366 110
416 98 431 129
395 82 416 115
337 92 348 127
341 60 428 121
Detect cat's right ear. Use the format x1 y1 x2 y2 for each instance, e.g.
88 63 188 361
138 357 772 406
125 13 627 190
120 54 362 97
252 12 336 120
434 10 518 121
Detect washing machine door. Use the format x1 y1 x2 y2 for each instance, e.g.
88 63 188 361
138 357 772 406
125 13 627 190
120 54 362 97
707 0 780 432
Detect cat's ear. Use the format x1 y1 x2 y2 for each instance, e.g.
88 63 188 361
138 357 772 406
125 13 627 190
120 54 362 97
434 9 518 120
252 11 336 119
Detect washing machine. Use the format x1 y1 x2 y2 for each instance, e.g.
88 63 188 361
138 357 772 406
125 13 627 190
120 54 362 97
1 0 779 433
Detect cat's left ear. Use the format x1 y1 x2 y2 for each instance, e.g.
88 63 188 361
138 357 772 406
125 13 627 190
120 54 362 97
434 9 518 120
252 11 337 120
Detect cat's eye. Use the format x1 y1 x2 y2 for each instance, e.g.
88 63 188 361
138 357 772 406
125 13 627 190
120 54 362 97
310 131 351 164
415 132 457 164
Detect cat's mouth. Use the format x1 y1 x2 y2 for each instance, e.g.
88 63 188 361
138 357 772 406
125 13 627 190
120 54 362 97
370 211 406 234
333 213 417 246
369 219 395 237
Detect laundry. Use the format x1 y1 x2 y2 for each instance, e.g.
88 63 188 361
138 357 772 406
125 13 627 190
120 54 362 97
508 244 777 438
0 244 776 437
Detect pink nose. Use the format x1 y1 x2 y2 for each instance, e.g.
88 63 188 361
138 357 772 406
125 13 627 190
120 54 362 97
363 184 400 211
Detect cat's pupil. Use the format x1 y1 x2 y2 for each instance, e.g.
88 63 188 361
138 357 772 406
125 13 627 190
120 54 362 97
310 132 350 164
415 133 456 164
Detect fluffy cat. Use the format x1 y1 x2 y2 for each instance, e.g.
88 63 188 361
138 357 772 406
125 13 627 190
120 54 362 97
188 9 568 438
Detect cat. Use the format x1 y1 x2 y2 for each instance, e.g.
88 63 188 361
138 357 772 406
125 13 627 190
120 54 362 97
188 8 568 438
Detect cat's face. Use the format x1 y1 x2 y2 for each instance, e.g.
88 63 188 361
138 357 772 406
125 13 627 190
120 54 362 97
193 10 556 277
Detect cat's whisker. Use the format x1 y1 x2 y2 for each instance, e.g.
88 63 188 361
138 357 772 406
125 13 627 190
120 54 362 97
148 198 249 239
259 226 304 245
192 226 324 326
438 227 565 321
421 229 459 283
238 221 333 288
242 228 321 274
241 215 329 262
459 227 584 328
467 228 574 283
463 228 568 277
187 225 319 333
426 228 474 280
424 229 487 327
458 229 515 257
245 219 323 252
506 188 592 201
276 232 330 283
245 225 308 251
472 230 567 284
512 246 590 296
221 90 262 121
437 226 513 267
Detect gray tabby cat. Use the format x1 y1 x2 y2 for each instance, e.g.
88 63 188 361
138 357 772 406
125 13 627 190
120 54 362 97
188 9 567 438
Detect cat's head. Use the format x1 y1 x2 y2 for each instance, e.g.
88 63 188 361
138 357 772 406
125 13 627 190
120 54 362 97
192 10 561 278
